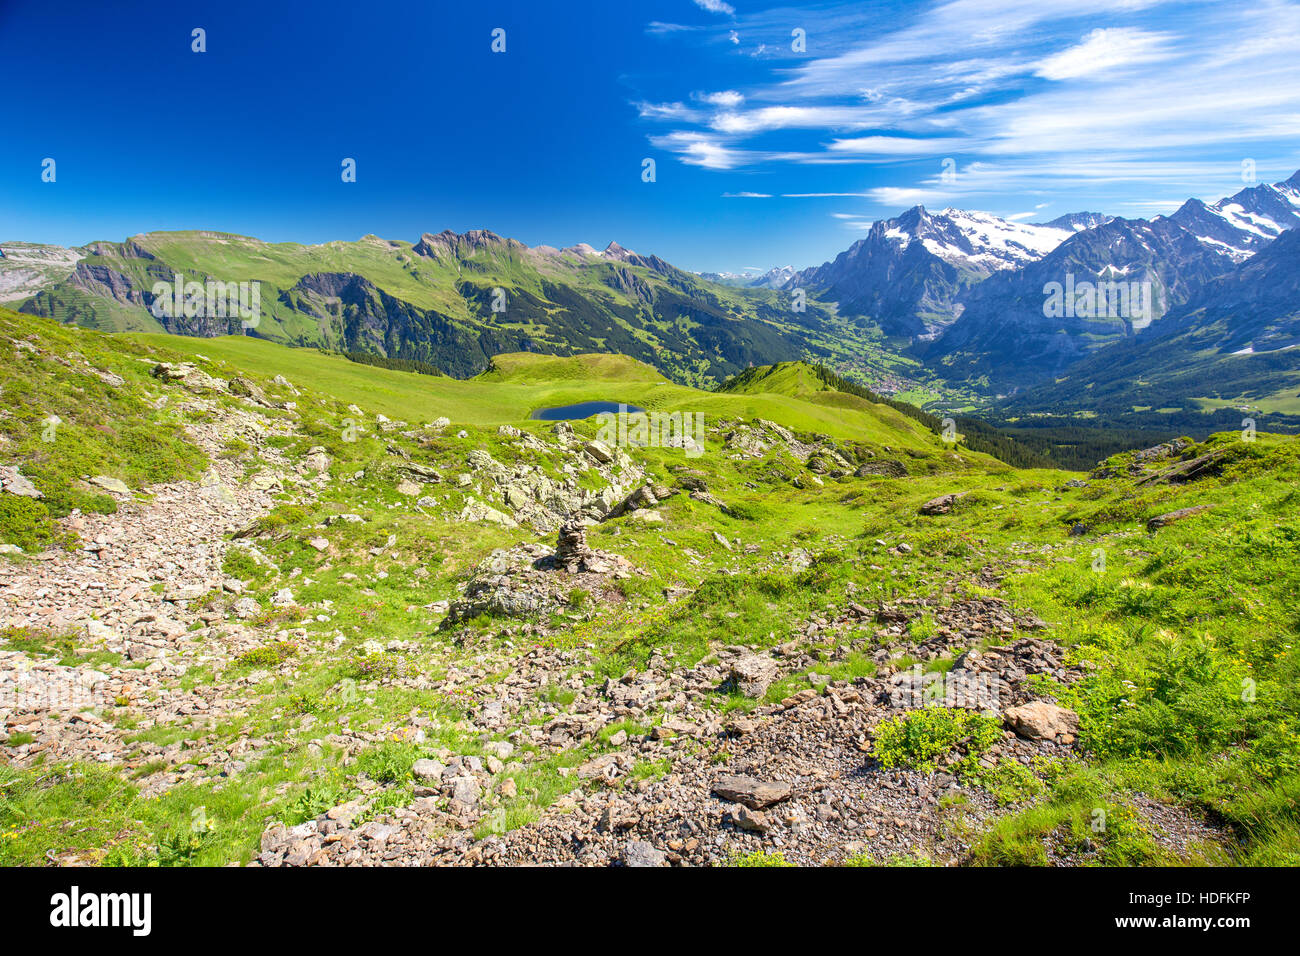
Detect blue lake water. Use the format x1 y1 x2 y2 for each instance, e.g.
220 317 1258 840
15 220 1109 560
530 401 646 421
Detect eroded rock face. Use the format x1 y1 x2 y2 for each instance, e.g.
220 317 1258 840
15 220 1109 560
454 445 643 533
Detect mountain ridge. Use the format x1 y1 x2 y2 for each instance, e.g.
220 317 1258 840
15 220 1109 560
9 228 845 388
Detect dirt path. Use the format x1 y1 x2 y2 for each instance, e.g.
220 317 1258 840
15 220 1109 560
0 394 300 786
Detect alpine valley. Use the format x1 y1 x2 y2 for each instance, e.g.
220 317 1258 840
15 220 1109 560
3 173 1300 870
5 171 1300 457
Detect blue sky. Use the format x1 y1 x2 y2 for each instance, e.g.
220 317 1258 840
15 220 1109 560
2 0 1298 273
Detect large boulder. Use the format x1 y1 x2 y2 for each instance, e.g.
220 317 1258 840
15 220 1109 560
1003 701 1079 744
583 439 615 464
855 459 908 478
0 465 42 498
457 497 518 528
1146 505 1212 532
727 653 779 698
919 492 967 516
622 841 667 867
711 775 792 809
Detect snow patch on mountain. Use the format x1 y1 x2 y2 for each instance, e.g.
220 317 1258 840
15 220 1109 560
926 208 1073 271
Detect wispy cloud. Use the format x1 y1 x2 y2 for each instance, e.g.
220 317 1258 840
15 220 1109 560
693 0 735 15
697 90 744 107
637 0 1300 218
826 135 973 156
649 131 752 169
1033 27 1175 81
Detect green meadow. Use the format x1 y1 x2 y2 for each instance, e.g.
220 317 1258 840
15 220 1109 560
1 309 1296 866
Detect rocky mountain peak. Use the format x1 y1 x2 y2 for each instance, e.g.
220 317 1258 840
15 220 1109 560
413 228 520 260
602 241 636 262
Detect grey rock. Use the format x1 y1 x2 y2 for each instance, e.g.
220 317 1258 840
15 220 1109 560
622 841 667 867
711 775 792 810
728 653 779 698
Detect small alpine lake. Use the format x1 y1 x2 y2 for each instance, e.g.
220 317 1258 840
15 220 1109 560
530 400 646 421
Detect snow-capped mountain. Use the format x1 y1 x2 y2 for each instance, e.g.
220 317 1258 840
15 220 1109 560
546 240 678 276
1000 226 1300 416
748 265 796 289
923 171 1300 391
695 265 796 289
789 171 1300 354
1036 212 1114 233
783 206 1086 337
895 207 1074 272
1167 174 1300 260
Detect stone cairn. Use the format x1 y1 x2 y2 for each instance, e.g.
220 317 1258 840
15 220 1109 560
556 518 595 573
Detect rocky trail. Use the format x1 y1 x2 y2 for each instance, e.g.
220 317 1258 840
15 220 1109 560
0 364 1234 867
254 591 1180 867
0 390 302 796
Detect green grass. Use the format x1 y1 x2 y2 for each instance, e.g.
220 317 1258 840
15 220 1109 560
0 309 207 548
2 305 1298 868
126 332 950 452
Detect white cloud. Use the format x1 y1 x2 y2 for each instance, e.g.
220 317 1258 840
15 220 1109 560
723 191 773 197
712 105 914 134
650 131 751 169
1034 27 1174 81
827 135 971 155
868 186 946 207
645 22 698 35
636 0 1300 214
694 0 735 14
696 90 744 108
636 101 700 121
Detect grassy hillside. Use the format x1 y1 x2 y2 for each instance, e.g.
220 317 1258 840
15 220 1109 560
721 361 1062 470
129 332 947 450
0 309 207 549
18 230 859 389
12 230 971 404
2 306 1297 868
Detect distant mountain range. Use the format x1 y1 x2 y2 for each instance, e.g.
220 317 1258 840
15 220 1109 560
782 207 1090 340
4 229 847 387
698 265 796 290
1002 225 1300 421
3 169 1298 419
921 171 1300 392
770 170 1300 399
